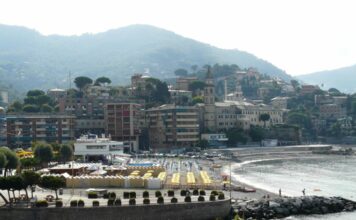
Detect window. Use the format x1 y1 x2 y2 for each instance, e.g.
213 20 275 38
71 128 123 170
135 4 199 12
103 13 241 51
86 145 106 150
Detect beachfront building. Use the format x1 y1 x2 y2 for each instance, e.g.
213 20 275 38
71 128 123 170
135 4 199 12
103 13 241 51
74 134 126 162
201 133 228 148
104 103 142 152
146 104 199 152
6 114 75 147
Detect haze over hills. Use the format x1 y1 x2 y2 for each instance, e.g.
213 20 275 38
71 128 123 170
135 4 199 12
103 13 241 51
0 24 291 96
297 64 356 93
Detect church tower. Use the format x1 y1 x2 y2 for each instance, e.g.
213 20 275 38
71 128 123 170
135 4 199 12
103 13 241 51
204 67 216 132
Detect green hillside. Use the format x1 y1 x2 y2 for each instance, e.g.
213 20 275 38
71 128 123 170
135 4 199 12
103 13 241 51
0 24 291 93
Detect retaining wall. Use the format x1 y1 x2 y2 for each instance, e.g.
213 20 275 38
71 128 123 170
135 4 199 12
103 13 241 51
0 200 231 220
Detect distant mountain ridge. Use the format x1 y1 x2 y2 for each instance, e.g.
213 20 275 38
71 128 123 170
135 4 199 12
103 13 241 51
297 64 356 93
0 24 291 94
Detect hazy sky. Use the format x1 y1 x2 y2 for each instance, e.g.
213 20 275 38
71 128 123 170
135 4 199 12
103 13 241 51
1 0 355 76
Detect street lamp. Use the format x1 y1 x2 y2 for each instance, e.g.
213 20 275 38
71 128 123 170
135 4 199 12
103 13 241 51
229 157 232 203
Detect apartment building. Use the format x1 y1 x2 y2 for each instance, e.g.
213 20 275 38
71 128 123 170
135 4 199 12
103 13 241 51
104 103 142 152
146 104 199 152
6 114 75 147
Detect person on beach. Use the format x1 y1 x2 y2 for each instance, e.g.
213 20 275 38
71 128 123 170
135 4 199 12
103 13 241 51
279 188 282 197
302 188 305 196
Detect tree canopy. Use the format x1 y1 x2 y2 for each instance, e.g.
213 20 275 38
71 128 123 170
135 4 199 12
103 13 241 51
259 113 270 127
34 145 54 166
59 145 73 162
0 147 20 176
0 152 7 169
39 176 66 199
94 76 111 85
27 90 45 97
74 76 93 90
21 171 40 198
174 68 188 77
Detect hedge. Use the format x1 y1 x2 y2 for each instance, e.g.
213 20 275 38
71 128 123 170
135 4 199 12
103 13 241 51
155 191 162 197
129 198 136 205
209 195 216 201
55 200 63 207
36 200 48 208
143 191 149 198
157 196 164 204
78 200 85 207
92 200 99 207
171 197 178 203
70 200 78 207
143 198 150 205
184 196 191 203
193 189 199 195
167 190 174 197
114 199 122 206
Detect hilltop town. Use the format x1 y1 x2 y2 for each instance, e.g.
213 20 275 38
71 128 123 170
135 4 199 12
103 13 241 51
1 64 354 152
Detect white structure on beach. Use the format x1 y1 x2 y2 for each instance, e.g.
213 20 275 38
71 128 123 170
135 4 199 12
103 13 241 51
74 134 125 159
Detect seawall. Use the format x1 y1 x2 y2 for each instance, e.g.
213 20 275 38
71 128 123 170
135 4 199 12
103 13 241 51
0 200 231 220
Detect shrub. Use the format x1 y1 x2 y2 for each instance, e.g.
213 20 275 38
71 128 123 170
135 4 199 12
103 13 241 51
193 189 199 195
88 192 98 199
55 200 63 207
209 195 216 201
70 200 78 207
103 193 109 199
180 190 187 196
199 190 206 196
123 192 130 199
155 191 162 197
211 190 218 196
198 196 205 202
129 191 136 199
184 196 191 203
143 198 150 205
171 197 178 203
36 200 48 208
78 199 85 207
109 192 116 199
143 191 149 198
92 200 99 207
157 196 164 204
107 199 114 206
114 199 121 206
129 198 136 205
167 190 174 197
218 193 225 200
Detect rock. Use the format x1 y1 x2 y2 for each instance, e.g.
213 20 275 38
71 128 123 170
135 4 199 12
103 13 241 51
269 201 280 208
233 195 356 219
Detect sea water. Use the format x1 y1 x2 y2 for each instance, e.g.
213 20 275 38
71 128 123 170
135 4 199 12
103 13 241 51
232 155 356 219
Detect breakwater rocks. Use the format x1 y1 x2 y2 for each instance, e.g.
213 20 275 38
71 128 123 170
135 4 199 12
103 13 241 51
232 196 356 219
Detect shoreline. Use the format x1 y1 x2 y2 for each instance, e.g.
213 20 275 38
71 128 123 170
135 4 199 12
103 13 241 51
215 145 353 201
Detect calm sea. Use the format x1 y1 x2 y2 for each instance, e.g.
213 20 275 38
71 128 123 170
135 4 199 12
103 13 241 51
232 155 356 219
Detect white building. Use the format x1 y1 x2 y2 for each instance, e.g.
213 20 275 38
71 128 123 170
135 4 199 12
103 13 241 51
74 134 126 160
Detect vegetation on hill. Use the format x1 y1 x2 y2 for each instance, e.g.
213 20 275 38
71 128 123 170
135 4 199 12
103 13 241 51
0 24 291 95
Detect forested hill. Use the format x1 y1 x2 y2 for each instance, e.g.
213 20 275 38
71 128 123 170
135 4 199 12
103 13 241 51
0 24 291 94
